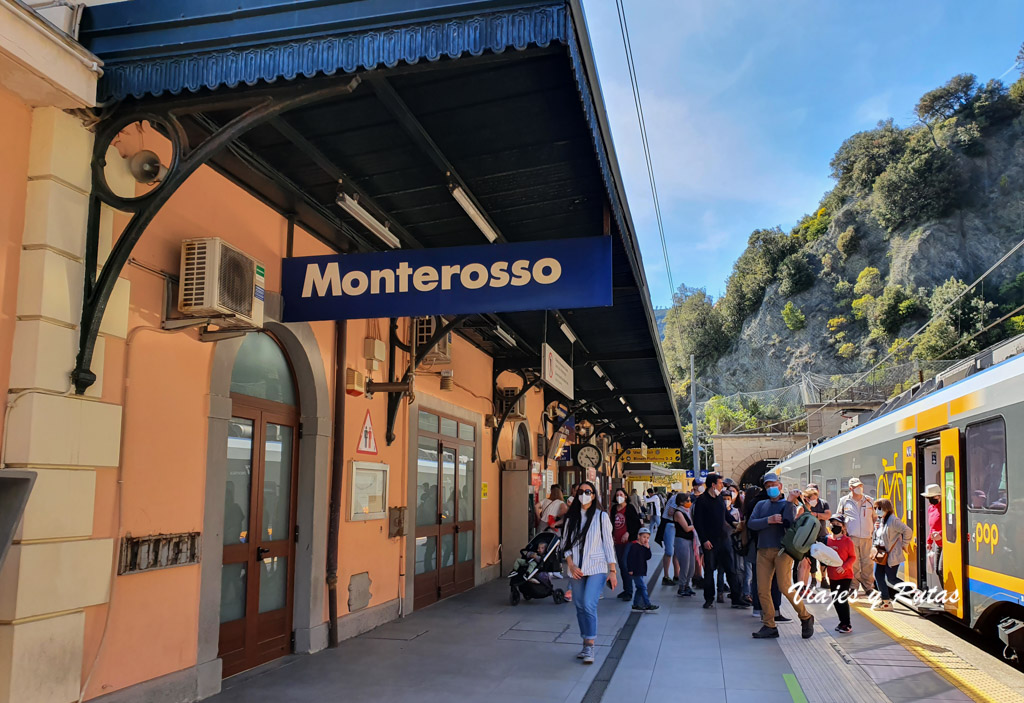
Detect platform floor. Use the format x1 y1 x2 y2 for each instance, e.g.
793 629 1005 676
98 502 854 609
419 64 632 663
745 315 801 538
206 544 1024 703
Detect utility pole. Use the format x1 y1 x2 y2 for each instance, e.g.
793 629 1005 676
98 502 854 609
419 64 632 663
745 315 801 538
690 354 699 476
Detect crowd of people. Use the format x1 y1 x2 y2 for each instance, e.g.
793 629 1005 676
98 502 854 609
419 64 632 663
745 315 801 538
538 469 919 663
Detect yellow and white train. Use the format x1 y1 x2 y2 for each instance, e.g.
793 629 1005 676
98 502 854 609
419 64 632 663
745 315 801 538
776 336 1024 655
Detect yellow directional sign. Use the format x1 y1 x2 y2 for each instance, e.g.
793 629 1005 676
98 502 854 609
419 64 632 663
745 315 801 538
621 447 681 463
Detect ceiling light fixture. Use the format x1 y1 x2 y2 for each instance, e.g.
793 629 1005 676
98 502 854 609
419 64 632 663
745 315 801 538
605 379 614 391
493 326 516 347
559 322 577 345
338 193 401 249
619 397 626 405
592 364 604 378
450 185 499 243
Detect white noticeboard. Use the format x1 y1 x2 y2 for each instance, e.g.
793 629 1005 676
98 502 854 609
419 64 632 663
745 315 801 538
541 342 574 400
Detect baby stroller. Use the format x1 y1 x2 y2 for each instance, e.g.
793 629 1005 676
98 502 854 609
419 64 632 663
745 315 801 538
508 531 567 605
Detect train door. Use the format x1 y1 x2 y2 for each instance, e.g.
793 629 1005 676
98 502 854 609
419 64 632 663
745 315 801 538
912 436 944 593
902 438 919 587
939 427 967 620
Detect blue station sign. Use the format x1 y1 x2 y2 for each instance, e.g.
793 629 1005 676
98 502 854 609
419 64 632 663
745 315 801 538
281 237 612 321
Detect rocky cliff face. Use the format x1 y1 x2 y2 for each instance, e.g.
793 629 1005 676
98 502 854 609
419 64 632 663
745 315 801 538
705 116 1024 395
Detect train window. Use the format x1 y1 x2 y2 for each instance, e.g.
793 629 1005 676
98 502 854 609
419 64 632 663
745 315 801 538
860 474 877 499
966 417 1007 513
825 479 838 509
799 472 808 488
810 470 822 489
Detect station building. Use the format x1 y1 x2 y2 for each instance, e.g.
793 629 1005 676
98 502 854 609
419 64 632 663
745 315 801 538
0 1 682 701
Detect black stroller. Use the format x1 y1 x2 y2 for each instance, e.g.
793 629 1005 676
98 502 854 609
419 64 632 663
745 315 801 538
508 531 567 605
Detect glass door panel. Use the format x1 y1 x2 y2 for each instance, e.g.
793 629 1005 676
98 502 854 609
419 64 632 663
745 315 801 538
416 438 439 526
440 533 455 568
220 562 247 623
258 556 289 613
224 418 254 546
441 447 456 524
262 424 293 542
457 446 474 521
458 531 474 563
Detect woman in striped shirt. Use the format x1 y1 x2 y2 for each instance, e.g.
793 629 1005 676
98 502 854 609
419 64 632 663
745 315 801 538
563 481 618 664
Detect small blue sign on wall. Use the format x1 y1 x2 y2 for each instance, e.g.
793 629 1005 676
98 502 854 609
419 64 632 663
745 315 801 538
281 237 612 321
685 469 694 478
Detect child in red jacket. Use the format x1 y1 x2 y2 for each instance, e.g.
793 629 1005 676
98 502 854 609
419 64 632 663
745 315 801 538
826 515 857 633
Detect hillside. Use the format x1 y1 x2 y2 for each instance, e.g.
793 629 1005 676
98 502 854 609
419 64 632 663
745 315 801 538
663 69 1024 404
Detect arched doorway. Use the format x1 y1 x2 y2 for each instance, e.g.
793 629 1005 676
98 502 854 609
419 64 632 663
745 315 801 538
739 460 778 489
219 332 299 676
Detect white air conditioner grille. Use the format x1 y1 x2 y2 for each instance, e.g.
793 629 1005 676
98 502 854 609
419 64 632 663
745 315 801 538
180 240 208 309
218 245 254 316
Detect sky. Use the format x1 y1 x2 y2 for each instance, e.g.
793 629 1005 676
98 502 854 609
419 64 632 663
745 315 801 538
581 0 1024 308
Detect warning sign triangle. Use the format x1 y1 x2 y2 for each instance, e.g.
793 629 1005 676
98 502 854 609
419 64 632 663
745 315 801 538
357 410 378 455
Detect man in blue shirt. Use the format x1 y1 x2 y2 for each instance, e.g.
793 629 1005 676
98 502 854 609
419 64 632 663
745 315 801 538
747 474 815 640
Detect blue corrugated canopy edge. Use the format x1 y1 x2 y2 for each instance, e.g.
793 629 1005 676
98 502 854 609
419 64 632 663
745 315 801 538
80 0 569 102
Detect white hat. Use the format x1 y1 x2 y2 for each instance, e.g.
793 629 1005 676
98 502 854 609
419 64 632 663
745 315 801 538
848 477 863 488
920 483 941 498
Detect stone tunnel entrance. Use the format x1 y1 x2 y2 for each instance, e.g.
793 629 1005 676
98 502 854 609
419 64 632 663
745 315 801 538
710 433 810 488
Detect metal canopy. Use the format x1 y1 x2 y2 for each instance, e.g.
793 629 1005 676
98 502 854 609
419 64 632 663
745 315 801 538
79 0 683 446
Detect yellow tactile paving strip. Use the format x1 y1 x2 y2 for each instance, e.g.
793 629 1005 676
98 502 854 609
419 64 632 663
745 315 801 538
854 603 1021 703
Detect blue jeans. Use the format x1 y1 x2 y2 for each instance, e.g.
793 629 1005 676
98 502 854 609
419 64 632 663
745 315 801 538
650 513 660 533
572 573 607 640
632 574 651 607
874 563 900 601
662 522 676 556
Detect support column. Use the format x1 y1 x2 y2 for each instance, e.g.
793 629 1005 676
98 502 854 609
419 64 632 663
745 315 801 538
0 108 131 703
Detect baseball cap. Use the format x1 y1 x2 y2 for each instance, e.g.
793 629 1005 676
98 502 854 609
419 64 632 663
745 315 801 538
762 472 781 485
723 477 737 487
638 527 651 535
848 477 863 488
693 477 705 486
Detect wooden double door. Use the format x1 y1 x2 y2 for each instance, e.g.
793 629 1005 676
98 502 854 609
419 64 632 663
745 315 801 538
219 396 299 676
414 423 476 609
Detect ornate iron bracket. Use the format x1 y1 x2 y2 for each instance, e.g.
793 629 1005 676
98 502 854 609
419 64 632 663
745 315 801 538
71 77 362 394
384 315 468 445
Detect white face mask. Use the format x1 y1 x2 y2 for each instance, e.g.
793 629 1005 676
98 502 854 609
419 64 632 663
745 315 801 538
696 486 705 494
875 509 885 518
724 500 732 509
578 493 593 506
853 487 863 496
616 495 626 504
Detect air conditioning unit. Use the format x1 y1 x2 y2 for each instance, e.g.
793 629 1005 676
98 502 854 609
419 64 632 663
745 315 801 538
179 238 265 328
497 387 526 419
415 317 451 365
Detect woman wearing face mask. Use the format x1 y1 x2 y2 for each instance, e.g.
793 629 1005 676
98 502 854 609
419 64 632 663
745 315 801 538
921 484 942 588
563 481 618 664
871 498 914 611
826 516 856 633
611 487 642 601
674 493 697 596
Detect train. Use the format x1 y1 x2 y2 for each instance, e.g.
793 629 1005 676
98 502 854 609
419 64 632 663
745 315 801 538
775 334 1024 659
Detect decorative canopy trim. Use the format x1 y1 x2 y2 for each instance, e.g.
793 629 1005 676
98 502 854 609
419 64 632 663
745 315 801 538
98 4 566 101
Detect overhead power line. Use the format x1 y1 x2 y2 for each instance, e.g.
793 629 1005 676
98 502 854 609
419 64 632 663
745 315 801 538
614 0 675 297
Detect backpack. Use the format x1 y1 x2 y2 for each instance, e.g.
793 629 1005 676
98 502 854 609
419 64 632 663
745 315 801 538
780 512 820 560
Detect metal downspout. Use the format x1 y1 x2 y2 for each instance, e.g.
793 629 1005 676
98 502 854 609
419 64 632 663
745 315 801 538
327 320 346 647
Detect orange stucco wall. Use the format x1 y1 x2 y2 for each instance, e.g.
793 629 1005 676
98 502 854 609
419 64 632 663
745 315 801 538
79 128 521 698
0 85 31 455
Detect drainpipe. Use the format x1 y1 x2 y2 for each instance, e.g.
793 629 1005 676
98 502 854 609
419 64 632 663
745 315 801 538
327 320 346 648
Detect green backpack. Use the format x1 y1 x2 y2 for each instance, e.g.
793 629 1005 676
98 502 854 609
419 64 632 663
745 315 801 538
780 512 820 560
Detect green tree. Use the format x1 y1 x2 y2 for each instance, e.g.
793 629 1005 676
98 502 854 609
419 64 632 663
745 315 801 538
875 285 919 335
853 267 883 297
914 73 977 122
1006 315 1024 336
872 131 961 232
829 119 908 198
777 252 814 297
837 227 859 258
662 286 730 377
837 342 856 359
851 294 876 321
911 319 962 360
781 301 806 331
717 227 800 337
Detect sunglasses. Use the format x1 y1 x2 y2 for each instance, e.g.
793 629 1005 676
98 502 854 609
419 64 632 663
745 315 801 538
578 489 593 496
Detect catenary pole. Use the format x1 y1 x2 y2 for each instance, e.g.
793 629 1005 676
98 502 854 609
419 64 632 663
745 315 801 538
690 354 699 476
